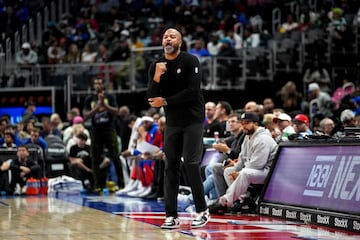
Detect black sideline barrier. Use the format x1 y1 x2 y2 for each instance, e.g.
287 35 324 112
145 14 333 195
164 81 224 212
259 139 360 233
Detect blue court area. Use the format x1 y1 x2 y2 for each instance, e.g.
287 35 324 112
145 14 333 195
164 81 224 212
56 192 165 213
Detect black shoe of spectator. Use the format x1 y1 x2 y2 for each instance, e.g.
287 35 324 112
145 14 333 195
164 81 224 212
144 190 160 200
229 200 243 214
208 202 228 215
243 197 258 214
230 198 258 214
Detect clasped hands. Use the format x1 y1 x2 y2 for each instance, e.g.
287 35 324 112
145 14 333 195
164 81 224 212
148 97 166 108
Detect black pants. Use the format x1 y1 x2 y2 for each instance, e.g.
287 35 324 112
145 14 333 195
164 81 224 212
90 128 124 189
0 170 11 193
69 164 94 190
151 159 165 196
163 123 207 217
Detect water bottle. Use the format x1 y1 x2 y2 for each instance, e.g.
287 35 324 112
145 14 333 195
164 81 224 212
34 179 40 195
26 178 33 195
40 177 48 195
103 188 109 197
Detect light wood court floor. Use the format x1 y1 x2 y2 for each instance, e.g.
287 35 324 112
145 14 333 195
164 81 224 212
1 194 360 240
0 195 194 240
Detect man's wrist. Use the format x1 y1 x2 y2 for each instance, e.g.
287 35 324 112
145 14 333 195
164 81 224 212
226 149 231 155
163 98 168 106
153 74 161 83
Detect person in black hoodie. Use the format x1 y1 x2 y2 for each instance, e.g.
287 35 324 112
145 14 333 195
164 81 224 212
10 144 41 195
147 28 209 229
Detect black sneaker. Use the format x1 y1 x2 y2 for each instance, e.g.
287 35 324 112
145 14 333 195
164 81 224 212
241 197 258 214
161 216 180 229
230 198 258 214
191 208 210 228
208 202 228 215
229 200 243 214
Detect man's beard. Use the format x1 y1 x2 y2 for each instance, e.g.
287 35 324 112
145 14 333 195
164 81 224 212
164 44 180 54
244 127 255 135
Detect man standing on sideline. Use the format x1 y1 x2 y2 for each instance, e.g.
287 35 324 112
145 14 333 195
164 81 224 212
147 28 210 229
83 77 124 192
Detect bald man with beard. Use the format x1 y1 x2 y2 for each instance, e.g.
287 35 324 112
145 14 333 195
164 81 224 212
147 28 210 229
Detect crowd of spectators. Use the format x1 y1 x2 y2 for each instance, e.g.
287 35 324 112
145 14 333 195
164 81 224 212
1 0 359 89
1 85 360 212
2 1 360 225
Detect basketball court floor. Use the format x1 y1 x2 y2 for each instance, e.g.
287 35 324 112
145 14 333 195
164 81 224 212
0 193 359 240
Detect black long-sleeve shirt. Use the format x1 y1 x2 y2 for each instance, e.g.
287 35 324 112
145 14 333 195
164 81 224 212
147 51 204 127
10 157 42 181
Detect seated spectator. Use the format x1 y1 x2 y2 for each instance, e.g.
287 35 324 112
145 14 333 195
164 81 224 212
204 101 232 138
101 27 120 56
110 39 131 62
274 81 304 113
291 114 313 140
262 113 281 140
23 128 48 152
50 113 64 133
116 116 162 197
1 132 17 149
63 115 88 145
19 120 36 139
22 101 38 123
189 38 210 60
317 117 335 136
351 96 360 117
0 117 8 140
97 42 111 63
333 109 358 137
40 116 62 139
242 27 260 48
326 7 348 50
262 98 275 114
15 42 38 87
66 123 91 153
16 121 29 139
138 29 152 47
307 82 333 121
207 34 222 56
47 39 65 64
141 116 166 200
68 132 94 192
63 43 82 64
279 13 299 33
210 112 278 213
81 41 98 64
225 29 243 50
272 113 296 142
10 145 42 195
204 101 217 128
69 23 90 49
1 125 25 147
